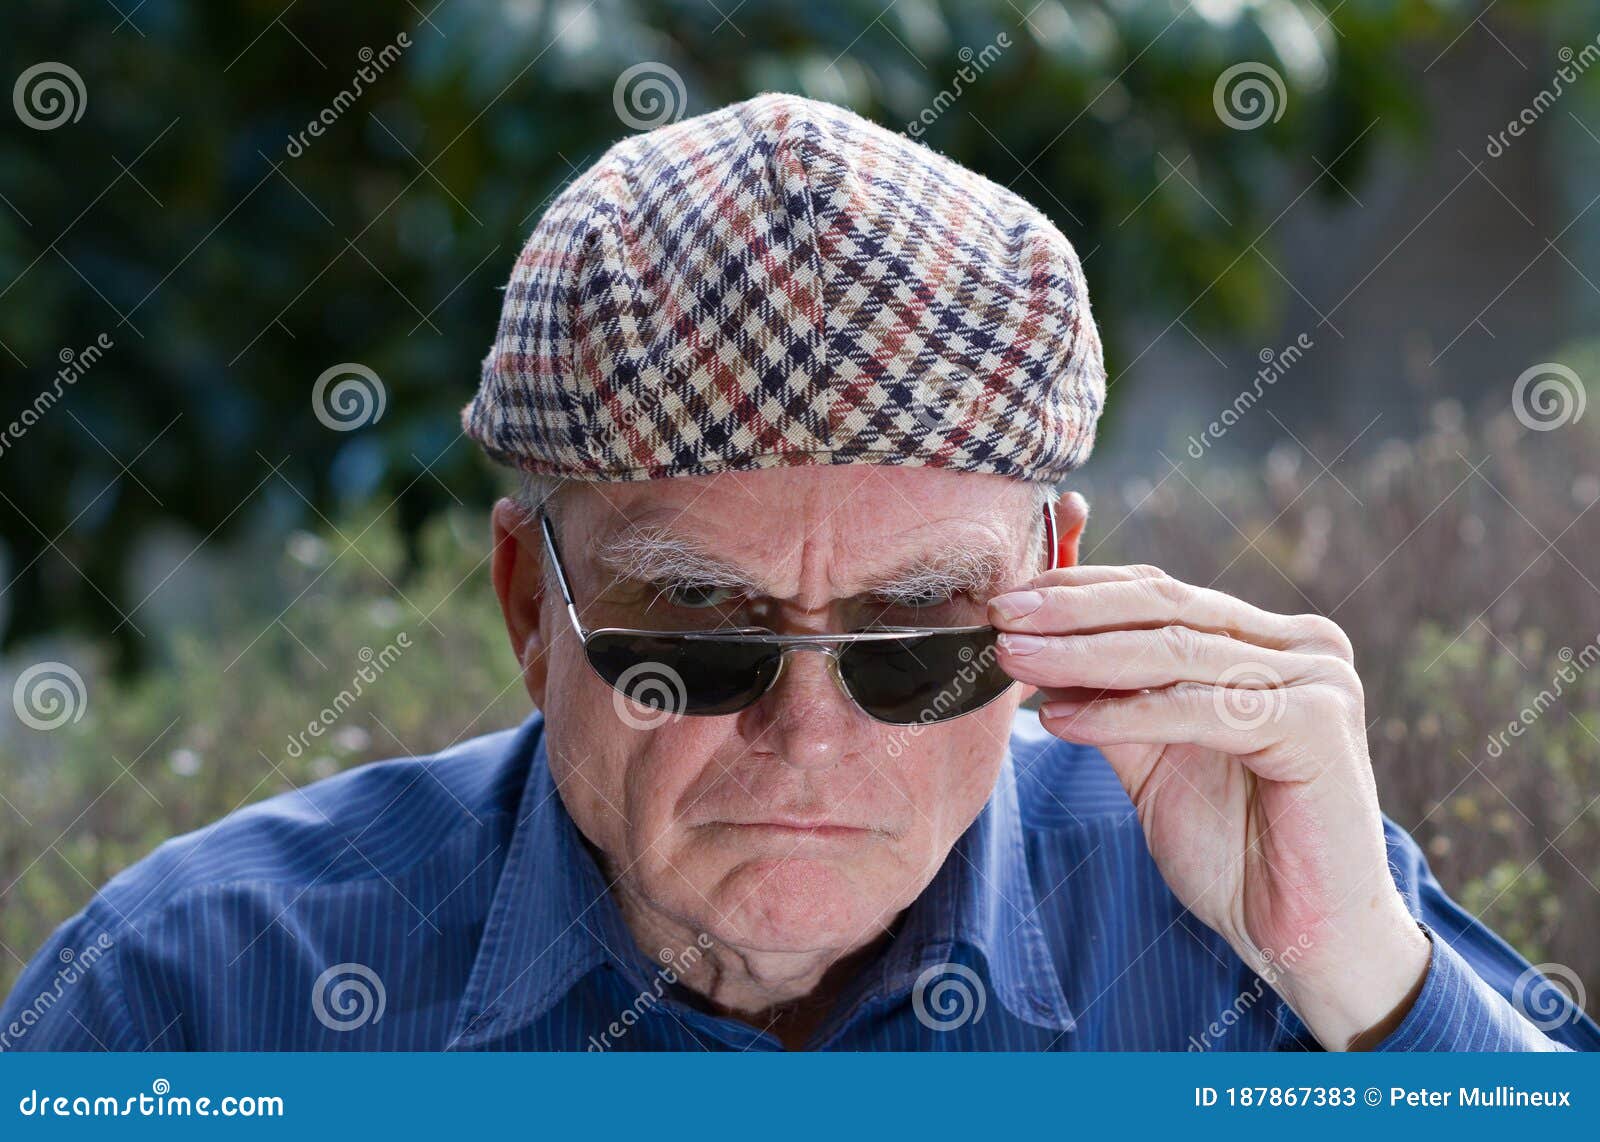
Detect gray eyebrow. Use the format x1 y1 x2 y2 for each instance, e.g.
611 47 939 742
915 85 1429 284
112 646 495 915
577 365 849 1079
865 547 1008 602
593 527 762 591
594 526 1012 602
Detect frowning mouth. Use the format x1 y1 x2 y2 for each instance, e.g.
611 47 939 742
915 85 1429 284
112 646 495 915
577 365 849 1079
705 820 878 842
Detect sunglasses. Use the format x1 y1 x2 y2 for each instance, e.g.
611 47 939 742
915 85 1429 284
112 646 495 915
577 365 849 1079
539 507 1056 726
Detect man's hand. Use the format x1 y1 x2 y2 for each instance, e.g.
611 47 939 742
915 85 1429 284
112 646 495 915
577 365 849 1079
989 564 1431 1051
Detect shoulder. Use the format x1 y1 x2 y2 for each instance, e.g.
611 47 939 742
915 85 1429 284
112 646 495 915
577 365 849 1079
81 716 540 937
1008 708 1135 830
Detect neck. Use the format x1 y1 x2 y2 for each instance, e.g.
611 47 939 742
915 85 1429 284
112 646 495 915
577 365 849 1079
610 883 896 1049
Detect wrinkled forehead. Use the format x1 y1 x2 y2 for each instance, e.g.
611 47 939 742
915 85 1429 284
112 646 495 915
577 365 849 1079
559 465 1043 595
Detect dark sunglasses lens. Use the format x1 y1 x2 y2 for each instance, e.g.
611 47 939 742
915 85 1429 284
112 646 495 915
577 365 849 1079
585 633 782 717
838 629 1011 725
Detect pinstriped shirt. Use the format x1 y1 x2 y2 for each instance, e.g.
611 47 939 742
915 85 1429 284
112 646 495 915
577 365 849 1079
3 711 1595 1051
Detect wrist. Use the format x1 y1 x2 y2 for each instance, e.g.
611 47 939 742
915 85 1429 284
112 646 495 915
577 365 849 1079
1266 905 1433 1051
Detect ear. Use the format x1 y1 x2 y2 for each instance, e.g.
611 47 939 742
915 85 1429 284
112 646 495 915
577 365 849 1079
1051 491 1088 569
491 497 551 708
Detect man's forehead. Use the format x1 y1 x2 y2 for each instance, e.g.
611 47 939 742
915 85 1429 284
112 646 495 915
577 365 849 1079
570 466 1037 585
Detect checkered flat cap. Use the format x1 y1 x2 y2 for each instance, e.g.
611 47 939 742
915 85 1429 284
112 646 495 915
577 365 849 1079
465 92 1105 484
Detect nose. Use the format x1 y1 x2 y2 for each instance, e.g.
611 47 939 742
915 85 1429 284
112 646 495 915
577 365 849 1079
739 647 863 771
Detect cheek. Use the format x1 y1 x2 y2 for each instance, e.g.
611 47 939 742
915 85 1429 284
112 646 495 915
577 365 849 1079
888 715 1010 851
891 687 1019 812
548 697 742 877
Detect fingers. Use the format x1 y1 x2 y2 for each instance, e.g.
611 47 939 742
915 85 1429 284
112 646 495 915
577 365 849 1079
997 625 1333 692
1036 679 1358 780
1021 564 1172 589
993 563 1159 599
991 568 1354 662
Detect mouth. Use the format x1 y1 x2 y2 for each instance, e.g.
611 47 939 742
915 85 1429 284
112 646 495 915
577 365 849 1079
704 819 878 843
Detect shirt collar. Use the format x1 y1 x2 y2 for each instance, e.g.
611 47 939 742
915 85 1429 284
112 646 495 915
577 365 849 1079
446 714 1075 1049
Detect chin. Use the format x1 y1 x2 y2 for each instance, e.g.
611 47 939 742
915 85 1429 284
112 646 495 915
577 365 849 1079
710 856 893 952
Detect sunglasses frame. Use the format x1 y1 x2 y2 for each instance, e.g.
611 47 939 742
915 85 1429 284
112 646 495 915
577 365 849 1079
538 505 1057 724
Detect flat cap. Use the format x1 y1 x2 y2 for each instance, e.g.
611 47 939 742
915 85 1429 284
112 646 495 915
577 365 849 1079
465 92 1104 484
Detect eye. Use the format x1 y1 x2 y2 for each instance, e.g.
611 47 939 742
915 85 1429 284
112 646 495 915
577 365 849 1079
658 582 742 610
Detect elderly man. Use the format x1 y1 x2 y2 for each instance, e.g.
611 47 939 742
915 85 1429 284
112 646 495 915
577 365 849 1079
4 94 1595 1053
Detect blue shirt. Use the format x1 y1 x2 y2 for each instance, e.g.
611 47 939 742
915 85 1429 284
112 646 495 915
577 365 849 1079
3 712 1594 1051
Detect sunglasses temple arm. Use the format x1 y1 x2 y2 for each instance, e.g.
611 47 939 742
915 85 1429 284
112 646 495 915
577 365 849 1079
538 511 590 640
1043 501 1058 572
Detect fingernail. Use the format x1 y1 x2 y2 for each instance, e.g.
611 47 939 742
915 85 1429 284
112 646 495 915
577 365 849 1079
998 633 1046 655
1040 700 1083 719
990 590 1043 621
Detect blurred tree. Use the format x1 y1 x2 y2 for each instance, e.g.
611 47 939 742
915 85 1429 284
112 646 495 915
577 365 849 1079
0 0 1511 663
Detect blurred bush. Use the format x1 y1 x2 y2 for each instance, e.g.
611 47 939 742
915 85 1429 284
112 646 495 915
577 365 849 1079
0 509 527 989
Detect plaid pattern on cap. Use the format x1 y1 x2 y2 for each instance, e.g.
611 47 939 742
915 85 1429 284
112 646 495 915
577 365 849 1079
464 93 1105 484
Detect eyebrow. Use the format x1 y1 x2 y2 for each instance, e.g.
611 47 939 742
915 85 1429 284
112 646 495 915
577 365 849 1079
591 526 1011 601
594 527 760 592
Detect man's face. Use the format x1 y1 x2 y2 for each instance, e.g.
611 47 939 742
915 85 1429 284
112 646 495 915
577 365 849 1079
496 466 1055 957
